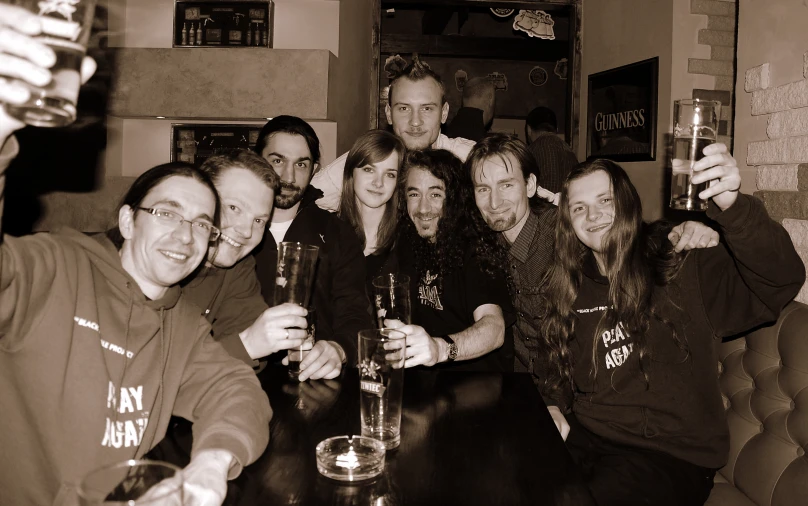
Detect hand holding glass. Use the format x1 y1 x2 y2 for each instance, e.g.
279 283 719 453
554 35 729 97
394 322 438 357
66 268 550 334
3 0 98 127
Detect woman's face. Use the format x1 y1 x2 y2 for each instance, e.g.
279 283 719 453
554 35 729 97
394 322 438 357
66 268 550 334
353 150 401 210
566 170 614 254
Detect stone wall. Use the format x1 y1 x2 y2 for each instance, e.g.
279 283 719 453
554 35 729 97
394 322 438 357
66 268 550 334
687 0 736 148
745 58 808 302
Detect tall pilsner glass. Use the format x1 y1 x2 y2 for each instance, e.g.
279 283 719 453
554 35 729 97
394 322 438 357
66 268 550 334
670 99 720 211
274 242 319 379
359 329 405 450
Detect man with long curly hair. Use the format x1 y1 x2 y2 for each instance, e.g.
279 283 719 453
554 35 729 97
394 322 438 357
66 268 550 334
386 149 516 372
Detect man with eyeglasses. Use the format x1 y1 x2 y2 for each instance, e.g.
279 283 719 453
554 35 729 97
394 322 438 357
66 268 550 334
0 9 271 505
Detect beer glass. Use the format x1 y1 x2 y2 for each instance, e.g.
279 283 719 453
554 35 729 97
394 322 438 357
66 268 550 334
4 0 98 127
670 99 721 211
275 242 319 379
359 329 406 450
77 460 182 505
371 273 411 329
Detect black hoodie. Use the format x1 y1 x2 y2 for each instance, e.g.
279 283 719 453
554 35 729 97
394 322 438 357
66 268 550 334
561 194 804 469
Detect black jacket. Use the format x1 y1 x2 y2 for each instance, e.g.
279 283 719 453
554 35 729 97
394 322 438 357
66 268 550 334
253 186 372 365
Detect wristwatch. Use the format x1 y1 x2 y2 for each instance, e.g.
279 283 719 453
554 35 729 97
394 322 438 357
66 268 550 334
438 335 458 362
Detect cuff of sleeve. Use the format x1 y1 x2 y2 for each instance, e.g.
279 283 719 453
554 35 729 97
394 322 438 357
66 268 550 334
192 431 251 479
0 135 20 165
706 193 753 234
218 332 258 368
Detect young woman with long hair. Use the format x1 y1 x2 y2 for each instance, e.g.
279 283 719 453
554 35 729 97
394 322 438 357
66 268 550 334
538 144 804 506
337 129 405 282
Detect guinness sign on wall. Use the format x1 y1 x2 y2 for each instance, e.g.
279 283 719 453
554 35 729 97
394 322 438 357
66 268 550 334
586 57 658 162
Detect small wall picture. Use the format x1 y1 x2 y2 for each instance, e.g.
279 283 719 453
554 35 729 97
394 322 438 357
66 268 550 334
586 57 659 162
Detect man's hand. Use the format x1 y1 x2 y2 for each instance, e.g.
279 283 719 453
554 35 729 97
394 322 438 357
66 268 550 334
239 303 308 360
282 340 344 381
668 221 719 252
535 185 560 206
0 5 96 136
547 406 570 441
689 142 742 212
137 449 233 506
385 320 440 368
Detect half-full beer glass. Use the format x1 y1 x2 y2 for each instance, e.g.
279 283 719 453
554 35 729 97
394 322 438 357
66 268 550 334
4 0 98 127
359 329 405 450
670 99 720 211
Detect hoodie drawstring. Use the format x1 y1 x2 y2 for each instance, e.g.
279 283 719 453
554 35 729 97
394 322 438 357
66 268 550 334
114 286 134 423
144 308 169 452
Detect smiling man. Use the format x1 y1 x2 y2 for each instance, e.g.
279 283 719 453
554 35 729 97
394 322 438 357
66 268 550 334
180 150 315 370
388 149 515 372
252 116 372 376
0 10 273 504
310 56 477 211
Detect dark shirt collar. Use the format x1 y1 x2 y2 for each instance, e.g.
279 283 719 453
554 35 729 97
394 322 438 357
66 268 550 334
508 210 539 264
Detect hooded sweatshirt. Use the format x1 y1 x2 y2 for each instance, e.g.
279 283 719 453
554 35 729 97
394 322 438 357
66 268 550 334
0 137 271 506
562 194 804 469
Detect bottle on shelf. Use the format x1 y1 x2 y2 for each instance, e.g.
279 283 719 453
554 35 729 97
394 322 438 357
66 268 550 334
246 22 252 46
196 22 202 45
181 23 188 45
262 28 268 47
254 26 261 46
189 22 196 45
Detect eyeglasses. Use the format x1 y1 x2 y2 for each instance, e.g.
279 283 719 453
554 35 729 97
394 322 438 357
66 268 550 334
136 207 221 242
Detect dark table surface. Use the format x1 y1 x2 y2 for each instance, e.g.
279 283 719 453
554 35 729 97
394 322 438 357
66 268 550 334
151 366 594 506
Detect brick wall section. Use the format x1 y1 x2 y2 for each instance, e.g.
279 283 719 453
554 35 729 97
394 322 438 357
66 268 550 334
689 0 736 148
746 53 808 303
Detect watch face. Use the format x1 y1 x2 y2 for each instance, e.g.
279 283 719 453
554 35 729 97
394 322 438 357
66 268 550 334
448 343 458 361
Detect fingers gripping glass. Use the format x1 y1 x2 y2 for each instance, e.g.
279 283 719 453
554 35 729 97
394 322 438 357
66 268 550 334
136 207 221 241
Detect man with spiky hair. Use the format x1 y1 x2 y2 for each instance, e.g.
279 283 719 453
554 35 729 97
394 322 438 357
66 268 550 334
386 148 516 372
311 55 477 211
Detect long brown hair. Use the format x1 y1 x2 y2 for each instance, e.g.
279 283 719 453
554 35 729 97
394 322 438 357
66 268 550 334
337 130 405 255
539 159 688 396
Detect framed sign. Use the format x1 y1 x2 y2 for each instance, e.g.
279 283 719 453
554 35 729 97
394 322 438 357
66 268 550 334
171 124 262 166
173 1 273 47
586 57 658 162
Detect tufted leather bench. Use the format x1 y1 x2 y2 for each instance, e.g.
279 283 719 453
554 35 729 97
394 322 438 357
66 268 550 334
706 301 808 506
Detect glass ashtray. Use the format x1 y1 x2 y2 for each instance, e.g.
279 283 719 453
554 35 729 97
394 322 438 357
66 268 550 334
315 435 386 482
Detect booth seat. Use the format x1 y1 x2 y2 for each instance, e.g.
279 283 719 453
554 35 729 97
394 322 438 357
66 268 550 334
32 177 135 233
706 301 808 506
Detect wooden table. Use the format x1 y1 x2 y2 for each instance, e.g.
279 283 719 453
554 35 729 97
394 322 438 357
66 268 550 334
152 367 594 506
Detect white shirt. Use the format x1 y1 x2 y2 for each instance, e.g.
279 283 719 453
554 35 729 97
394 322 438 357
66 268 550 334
310 133 476 212
268 220 293 247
